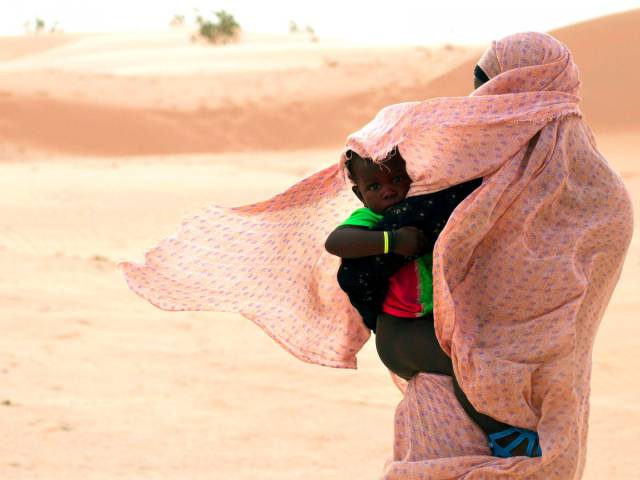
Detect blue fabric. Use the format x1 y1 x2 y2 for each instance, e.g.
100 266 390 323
488 427 542 458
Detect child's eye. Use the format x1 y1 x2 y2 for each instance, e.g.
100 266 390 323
367 183 380 191
393 176 409 184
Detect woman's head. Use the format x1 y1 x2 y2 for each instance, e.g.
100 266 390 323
473 44 500 89
342 32 581 198
345 149 412 214
472 32 580 96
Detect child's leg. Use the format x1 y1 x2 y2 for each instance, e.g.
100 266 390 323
376 313 535 455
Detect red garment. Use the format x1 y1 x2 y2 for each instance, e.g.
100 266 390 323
383 256 433 318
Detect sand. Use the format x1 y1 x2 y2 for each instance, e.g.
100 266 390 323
1 10 638 480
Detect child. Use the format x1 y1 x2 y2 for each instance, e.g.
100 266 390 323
325 149 431 330
326 149 541 458
325 148 481 332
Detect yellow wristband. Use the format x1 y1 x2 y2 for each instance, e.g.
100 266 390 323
383 231 389 254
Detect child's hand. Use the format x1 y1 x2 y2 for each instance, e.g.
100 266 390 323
393 227 426 256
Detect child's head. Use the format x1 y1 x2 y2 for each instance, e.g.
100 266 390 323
345 148 412 214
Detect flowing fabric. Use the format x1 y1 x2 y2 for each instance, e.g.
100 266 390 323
120 32 633 478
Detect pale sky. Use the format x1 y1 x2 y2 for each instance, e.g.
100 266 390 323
2 0 640 45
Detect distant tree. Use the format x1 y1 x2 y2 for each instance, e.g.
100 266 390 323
194 10 241 44
214 10 240 38
35 18 46 33
170 14 185 27
24 17 62 35
305 25 318 43
289 20 299 33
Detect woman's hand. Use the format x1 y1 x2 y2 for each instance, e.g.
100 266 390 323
393 226 426 256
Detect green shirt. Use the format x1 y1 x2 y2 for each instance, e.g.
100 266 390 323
338 207 434 317
339 207 384 229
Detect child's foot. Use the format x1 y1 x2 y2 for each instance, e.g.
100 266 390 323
488 427 542 458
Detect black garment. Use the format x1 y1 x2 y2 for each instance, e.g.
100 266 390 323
474 64 490 85
375 312 511 435
337 178 482 331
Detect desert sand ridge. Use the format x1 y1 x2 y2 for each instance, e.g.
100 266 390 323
0 30 478 156
0 33 80 61
1 10 639 157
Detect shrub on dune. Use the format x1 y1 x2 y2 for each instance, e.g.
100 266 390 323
193 10 241 44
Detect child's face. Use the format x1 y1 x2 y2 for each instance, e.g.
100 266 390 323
350 153 412 214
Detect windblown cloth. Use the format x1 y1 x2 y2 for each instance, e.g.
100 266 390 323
120 32 633 478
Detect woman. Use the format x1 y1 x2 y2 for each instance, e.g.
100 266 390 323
120 32 633 478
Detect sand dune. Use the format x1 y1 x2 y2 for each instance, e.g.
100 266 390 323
2 10 639 157
1 8 639 480
0 33 79 61
0 31 477 156
420 9 640 132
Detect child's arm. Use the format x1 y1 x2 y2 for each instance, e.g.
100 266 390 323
325 226 425 259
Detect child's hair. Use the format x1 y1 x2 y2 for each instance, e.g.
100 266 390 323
344 150 364 181
345 148 400 182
